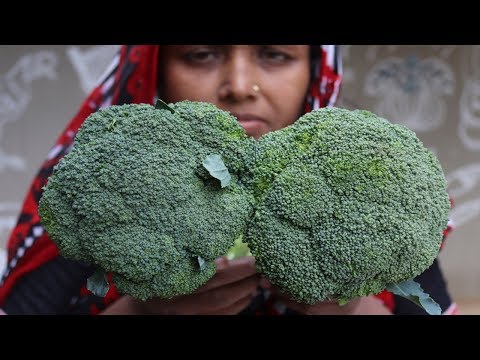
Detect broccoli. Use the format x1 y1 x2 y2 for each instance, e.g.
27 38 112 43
39 102 449 314
246 107 450 305
39 100 256 300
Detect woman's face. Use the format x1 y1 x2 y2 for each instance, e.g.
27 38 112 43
158 45 311 139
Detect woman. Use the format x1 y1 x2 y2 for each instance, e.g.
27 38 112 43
0 45 456 315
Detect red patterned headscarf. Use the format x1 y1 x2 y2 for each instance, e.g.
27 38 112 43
0 45 342 305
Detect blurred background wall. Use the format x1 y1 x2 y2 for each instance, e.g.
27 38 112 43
0 45 478 307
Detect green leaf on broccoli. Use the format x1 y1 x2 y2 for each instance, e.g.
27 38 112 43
155 99 175 114
203 154 231 188
386 280 441 315
87 270 110 298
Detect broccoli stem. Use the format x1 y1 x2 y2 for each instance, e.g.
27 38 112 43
225 234 252 260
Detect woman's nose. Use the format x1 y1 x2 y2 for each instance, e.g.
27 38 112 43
218 55 259 102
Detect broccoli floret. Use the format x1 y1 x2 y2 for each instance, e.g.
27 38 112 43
39 101 255 300
246 107 450 304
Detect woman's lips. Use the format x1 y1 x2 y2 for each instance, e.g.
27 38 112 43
232 113 267 135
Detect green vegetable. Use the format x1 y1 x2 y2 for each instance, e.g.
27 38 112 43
40 103 449 315
247 107 450 305
39 101 255 300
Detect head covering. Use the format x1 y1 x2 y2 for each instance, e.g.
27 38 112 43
0 45 342 306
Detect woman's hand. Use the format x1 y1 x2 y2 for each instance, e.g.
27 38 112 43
265 282 392 315
102 256 260 315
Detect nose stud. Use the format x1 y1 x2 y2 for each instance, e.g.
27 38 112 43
252 84 260 93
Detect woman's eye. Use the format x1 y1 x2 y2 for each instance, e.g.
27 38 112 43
185 50 217 63
260 48 292 64
265 51 287 60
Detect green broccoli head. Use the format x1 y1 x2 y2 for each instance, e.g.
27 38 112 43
39 101 255 300
246 107 450 304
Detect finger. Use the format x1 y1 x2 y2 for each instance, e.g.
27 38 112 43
206 294 254 315
154 274 260 315
337 297 362 312
191 274 260 314
259 277 272 289
143 261 259 315
196 256 257 293
214 256 229 271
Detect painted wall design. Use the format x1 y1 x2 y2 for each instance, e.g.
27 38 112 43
458 46 480 151
0 50 58 171
67 45 120 94
365 56 455 132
